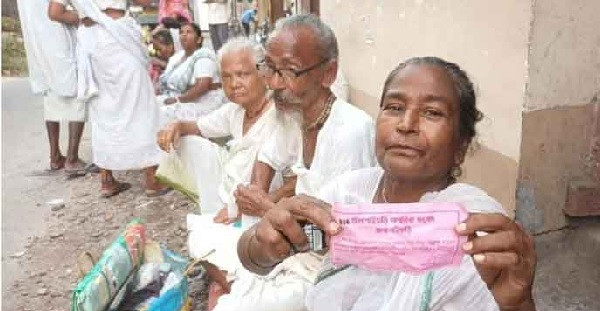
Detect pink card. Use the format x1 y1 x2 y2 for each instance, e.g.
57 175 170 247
330 202 468 274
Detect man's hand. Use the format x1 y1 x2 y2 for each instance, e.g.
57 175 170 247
234 184 274 217
156 122 182 152
456 214 537 310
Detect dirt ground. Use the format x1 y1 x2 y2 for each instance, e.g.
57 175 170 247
2 170 209 311
1 77 208 311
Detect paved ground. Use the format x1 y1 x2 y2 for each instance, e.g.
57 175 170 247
533 217 600 311
2 77 600 310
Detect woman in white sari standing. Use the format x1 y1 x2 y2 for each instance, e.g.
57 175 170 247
52 0 169 197
158 22 226 124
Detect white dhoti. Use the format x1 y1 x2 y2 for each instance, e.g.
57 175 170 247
79 18 162 170
43 91 87 122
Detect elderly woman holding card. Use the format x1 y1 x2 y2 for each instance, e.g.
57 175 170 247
237 57 537 311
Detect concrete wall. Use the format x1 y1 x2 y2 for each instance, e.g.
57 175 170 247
321 0 533 214
519 0 600 232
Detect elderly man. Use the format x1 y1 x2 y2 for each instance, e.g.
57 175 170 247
212 14 376 311
233 14 376 236
157 37 279 223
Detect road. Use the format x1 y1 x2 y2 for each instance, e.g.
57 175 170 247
1 77 92 295
1 77 201 311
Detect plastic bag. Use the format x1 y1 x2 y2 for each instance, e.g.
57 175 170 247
155 150 199 203
71 220 145 311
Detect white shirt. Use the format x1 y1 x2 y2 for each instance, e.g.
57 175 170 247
207 2 229 24
257 98 378 197
306 167 506 311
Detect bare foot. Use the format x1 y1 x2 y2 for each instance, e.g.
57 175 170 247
50 155 66 171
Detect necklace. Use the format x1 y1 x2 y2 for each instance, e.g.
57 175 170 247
303 94 336 132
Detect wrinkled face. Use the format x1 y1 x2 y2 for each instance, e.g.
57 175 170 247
220 50 267 108
153 40 175 60
375 64 465 183
263 27 332 112
179 24 202 51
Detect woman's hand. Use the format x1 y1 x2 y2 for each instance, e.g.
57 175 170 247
156 121 201 152
234 184 274 217
237 195 341 274
156 122 182 152
456 214 537 311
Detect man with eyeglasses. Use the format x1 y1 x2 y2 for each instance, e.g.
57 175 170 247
214 14 376 311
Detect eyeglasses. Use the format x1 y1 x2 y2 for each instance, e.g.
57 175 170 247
256 58 330 82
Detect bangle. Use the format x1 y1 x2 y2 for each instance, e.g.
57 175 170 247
246 228 279 270
175 97 181 104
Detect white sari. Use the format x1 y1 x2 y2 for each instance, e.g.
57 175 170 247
306 167 506 311
69 0 162 170
179 102 279 218
158 48 226 125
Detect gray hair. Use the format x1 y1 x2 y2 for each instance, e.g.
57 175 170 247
217 36 265 65
270 14 339 61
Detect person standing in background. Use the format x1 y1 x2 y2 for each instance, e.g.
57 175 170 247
50 0 170 197
205 0 229 51
17 0 89 174
240 8 257 36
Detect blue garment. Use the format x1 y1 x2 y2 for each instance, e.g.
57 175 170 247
241 9 256 24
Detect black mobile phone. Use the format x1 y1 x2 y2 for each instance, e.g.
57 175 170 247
303 223 326 252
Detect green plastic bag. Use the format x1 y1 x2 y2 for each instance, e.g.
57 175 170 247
155 151 199 203
71 220 145 311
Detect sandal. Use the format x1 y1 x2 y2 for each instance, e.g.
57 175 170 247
65 160 89 179
145 187 172 198
100 182 131 198
85 163 100 174
65 160 88 174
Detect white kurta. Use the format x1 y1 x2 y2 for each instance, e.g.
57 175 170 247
214 100 377 311
306 167 506 311
258 98 378 196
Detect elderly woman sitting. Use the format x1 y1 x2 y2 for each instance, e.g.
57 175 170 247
158 22 226 123
237 57 537 311
157 37 280 223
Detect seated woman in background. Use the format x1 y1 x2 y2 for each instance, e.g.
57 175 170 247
149 30 175 94
237 57 537 311
158 22 225 124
